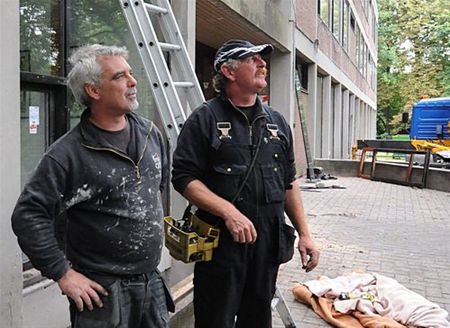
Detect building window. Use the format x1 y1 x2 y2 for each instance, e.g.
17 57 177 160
295 60 309 91
372 60 377 90
350 10 355 31
366 0 371 18
318 0 330 26
332 0 341 40
342 0 349 51
364 44 368 78
361 37 366 75
369 54 376 89
372 15 377 41
355 25 360 68
20 0 64 76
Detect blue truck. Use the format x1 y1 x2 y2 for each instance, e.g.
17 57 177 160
410 97 450 140
409 97 450 164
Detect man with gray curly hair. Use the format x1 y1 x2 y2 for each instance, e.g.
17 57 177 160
12 44 173 327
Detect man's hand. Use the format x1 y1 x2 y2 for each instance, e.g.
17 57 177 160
57 268 109 312
298 235 320 272
223 208 257 244
182 180 257 243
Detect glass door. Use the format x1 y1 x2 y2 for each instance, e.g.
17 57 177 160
20 89 50 188
19 78 68 273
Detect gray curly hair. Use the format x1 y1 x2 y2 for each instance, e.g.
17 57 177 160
212 58 241 93
67 44 129 106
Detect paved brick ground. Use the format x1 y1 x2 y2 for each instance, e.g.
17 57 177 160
273 177 450 327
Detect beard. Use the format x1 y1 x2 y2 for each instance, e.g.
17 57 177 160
126 88 139 111
129 98 139 111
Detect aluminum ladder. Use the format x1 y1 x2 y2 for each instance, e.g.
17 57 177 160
272 288 297 328
295 64 318 182
119 1 297 326
119 0 205 144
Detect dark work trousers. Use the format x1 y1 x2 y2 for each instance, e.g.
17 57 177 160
69 270 170 328
194 203 282 328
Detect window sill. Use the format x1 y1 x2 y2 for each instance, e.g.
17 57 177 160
23 268 47 289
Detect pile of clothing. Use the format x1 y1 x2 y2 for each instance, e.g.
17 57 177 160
292 272 450 328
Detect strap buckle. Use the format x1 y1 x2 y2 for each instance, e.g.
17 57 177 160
266 123 280 140
217 122 232 139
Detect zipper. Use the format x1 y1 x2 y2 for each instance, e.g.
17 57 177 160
231 104 252 144
229 100 266 145
228 100 267 207
82 144 139 177
135 133 151 179
82 135 150 180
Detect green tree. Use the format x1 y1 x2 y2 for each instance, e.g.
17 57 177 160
376 0 405 136
377 0 450 135
20 0 64 75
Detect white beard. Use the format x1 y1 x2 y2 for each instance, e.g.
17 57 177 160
129 99 139 111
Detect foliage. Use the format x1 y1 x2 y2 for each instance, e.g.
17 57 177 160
70 0 129 47
20 0 63 75
377 0 450 136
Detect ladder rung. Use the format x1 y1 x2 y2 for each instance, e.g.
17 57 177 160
159 42 181 51
144 3 168 14
174 82 194 88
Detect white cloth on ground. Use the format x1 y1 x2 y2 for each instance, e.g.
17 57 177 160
304 272 450 328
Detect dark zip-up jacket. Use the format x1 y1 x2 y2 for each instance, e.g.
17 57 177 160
12 109 168 281
172 95 296 212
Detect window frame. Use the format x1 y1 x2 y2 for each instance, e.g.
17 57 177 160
20 72 68 275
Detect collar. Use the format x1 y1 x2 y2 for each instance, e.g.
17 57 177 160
218 93 268 119
79 108 149 147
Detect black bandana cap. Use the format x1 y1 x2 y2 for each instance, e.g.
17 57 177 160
213 39 274 72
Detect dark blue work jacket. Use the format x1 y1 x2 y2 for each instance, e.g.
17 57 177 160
172 94 296 224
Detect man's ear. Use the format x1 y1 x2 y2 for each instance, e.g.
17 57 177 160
220 64 236 81
84 84 101 101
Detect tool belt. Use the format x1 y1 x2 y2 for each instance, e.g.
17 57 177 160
164 211 220 263
165 119 266 263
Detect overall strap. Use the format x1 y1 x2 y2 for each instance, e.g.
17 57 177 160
205 98 233 140
207 97 228 124
262 103 284 141
261 102 273 123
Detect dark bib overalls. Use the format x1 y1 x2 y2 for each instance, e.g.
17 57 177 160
194 99 291 328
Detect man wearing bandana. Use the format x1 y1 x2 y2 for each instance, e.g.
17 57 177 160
172 39 320 328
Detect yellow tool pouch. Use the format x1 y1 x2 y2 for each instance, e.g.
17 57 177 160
164 212 220 263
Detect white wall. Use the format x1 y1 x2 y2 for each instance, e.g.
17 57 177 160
0 1 23 327
23 282 69 328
